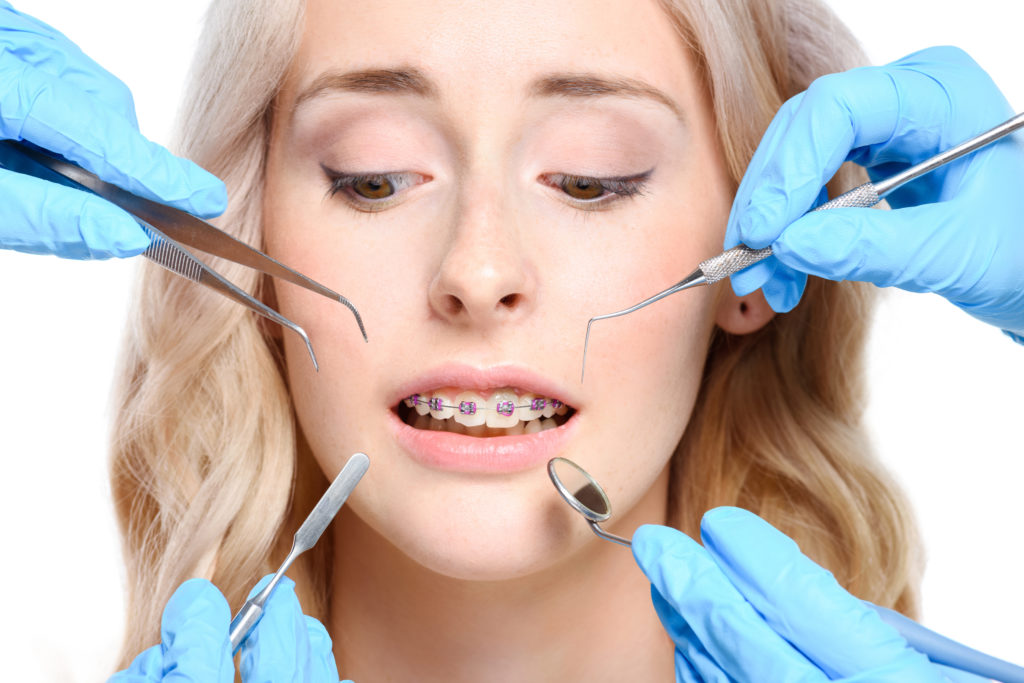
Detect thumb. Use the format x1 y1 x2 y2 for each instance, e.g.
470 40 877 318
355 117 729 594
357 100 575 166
159 579 234 683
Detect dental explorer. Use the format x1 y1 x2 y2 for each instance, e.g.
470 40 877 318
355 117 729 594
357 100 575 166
547 457 1024 682
580 110 1024 381
229 452 370 654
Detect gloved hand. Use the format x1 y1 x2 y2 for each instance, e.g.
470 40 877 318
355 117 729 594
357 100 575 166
726 46 1024 339
109 576 349 683
108 579 233 683
0 1 225 259
632 508 977 682
237 575 347 683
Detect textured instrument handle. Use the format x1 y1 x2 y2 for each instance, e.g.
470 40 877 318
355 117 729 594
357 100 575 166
700 182 883 283
699 246 772 283
812 182 881 211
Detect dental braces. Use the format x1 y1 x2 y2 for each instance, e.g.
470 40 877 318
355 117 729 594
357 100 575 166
406 394 564 417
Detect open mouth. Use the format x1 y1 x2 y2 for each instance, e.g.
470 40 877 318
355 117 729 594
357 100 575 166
395 387 576 437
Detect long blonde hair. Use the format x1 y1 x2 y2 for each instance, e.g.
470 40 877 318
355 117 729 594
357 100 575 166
111 0 921 667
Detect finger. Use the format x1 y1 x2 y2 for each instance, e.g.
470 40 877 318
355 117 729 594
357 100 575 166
728 185 825 313
632 524 826 682
731 66 901 251
0 4 138 122
727 256 774 299
724 89 807 252
672 647 706 683
0 167 149 258
673 651 706 683
239 575 324 683
649 587 729 683
759 263 806 314
160 578 234 683
0 56 226 218
306 616 342 681
771 203 956 293
107 645 162 682
699 507 937 679
728 46 1001 254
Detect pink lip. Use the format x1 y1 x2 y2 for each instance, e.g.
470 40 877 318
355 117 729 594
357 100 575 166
388 363 579 407
388 363 581 473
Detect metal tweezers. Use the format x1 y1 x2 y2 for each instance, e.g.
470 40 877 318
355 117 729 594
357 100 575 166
0 139 366 370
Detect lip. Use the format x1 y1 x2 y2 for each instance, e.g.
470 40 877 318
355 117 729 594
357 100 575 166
388 363 581 473
388 363 580 408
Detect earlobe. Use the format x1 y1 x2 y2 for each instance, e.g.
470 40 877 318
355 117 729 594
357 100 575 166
715 287 776 335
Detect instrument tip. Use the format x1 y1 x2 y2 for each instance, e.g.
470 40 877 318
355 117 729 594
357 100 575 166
339 295 368 342
580 317 596 383
295 326 320 372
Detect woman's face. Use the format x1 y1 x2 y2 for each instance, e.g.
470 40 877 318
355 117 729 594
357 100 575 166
264 0 734 579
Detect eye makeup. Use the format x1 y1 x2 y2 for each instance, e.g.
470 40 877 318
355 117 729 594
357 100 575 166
322 165 429 211
539 169 653 210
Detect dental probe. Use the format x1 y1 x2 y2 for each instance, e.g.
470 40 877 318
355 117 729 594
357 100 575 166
228 452 370 654
580 110 1024 381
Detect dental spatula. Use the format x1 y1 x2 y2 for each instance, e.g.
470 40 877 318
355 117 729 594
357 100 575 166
228 452 370 653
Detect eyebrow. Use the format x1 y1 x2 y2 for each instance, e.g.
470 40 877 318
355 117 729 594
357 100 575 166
294 67 437 107
530 74 684 121
293 67 683 121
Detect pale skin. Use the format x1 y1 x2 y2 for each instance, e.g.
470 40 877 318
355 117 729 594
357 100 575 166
263 0 773 679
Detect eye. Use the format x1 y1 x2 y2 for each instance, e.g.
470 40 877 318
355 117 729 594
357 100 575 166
322 165 427 211
561 175 606 200
541 171 652 210
352 175 395 199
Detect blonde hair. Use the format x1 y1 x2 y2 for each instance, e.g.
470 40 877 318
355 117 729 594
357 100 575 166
110 0 921 668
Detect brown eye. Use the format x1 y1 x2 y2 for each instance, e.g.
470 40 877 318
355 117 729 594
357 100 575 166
353 176 395 199
560 175 605 200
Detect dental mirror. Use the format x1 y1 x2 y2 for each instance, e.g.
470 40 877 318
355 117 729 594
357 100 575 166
547 457 632 547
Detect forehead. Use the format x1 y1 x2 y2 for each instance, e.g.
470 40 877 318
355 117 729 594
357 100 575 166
287 0 696 107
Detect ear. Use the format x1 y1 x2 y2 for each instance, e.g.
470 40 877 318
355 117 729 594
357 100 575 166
715 287 775 335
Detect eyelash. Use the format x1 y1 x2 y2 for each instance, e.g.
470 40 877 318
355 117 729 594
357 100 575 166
540 171 653 210
321 166 653 212
323 167 425 211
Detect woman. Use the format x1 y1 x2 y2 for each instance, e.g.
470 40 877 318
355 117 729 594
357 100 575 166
112 0 920 678
1 0 1020 679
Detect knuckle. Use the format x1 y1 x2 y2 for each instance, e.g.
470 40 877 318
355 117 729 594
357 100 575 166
107 75 137 115
805 71 843 103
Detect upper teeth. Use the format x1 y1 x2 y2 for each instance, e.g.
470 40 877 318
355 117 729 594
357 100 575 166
404 389 567 428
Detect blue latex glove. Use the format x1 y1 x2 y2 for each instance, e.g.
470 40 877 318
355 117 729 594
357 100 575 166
109 576 349 683
726 46 1024 339
632 508 980 682
237 575 348 683
0 1 226 259
108 579 234 683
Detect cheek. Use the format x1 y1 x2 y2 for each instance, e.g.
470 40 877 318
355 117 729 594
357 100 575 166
563 201 728 518
570 173 728 387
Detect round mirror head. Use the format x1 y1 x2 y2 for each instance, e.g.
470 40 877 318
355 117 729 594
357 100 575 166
547 457 612 523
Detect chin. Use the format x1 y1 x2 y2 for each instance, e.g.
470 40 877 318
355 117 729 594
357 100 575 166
400 526 573 582
356 476 584 582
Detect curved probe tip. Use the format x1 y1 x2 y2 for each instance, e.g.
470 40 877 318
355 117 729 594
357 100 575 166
296 328 320 372
580 317 597 383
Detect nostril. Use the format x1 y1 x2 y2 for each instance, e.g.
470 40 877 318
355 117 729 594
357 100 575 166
445 295 464 316
499 293 519 308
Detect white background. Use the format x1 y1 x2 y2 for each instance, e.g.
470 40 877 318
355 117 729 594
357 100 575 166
1 1 1021 680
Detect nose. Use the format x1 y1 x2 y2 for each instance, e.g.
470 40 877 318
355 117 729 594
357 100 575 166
428 187 536 328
